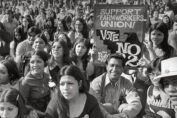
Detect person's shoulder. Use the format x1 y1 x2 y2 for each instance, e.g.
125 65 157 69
10 40 15 48
94 73 106 80
86 93 98 103
85 93 99 109
18 40 28 46
91 73 106 85
120 76 132 83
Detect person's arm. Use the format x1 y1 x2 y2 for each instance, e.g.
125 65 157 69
89 76 102 101
10 41 15 58
15 41 25 56
20 78 46 117
118 78 142 118
19 79 30 103
45 94 58 118
143 40 157 61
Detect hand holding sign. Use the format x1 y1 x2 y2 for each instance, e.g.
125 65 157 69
143 40 153 51
94 4 147 67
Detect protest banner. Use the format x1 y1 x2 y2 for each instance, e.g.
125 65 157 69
94 4 147 67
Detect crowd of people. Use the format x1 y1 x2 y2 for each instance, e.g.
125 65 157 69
0 0 177 118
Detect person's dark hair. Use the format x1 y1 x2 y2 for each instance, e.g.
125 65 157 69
35 33 48 44
53 65 88 118
57 33 72 49
0 58 20 84
64 15 72 24
106 53 125 67
0 22 6 31
44 17 55 31
149 22 173 59
32 50 49 67
42 29 53 41
0 88 26 118
58 65 88 93
24 15 34 27
6 9 13 15
70 38 91 70
74 18 89 39
27 26 41 36
13 27 22 46
162 15 172 30
57 19 69 32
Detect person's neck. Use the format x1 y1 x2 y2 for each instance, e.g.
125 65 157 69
153 44 160 49
109 75 120 84
77 56 82 60
69 93 82 104
54 57 63 67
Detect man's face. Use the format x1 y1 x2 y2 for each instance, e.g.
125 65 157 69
106 58 123 82
162 76 177 106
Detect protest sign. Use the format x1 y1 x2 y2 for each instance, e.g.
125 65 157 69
94 4 147 67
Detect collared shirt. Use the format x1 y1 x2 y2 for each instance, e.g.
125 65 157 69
90 73 142 118
103 74 122 110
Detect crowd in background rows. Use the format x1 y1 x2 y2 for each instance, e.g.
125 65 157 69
0 0 177 118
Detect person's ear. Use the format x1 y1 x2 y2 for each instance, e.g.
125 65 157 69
79 80 82 87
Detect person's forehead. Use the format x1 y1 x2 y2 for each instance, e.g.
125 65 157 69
0 102 16 108
108 58 123 64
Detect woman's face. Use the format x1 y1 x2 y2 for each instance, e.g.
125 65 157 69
52 42 63 58
22 18 29 27
44 31 50 41
57 21 64 31
33 37 46 51
30 55 45 75
163 16 170 24
153 11 159 18
66 22 71 29
14 32 21 41
58 34 67 43
0 63 9 84
60 75 80 100
75 20 83 32
75 42 87 57
151 30 164 46
47 20 52 27
0 102 18 118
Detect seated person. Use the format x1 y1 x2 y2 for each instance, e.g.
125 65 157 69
144 57 177 118
89 53 142 118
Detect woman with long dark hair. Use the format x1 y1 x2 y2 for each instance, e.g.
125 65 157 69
45 65 103 118
45 40 71 85
68 18 89 45
143 22 175 64
19 50 50 118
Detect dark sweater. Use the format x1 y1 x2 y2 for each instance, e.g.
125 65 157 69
19 72 50 112
45 92 103 118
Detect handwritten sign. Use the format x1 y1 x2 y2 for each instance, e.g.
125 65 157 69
94 4 147 67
